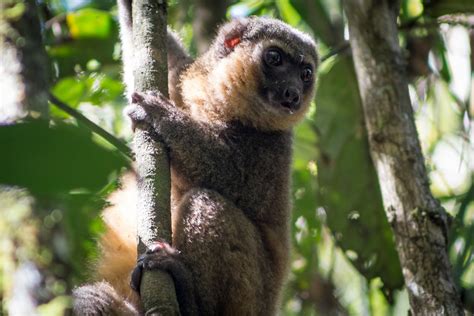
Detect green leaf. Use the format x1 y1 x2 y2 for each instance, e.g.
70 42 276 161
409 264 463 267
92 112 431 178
314 56 404 295
434 35 451 83
86 73 124 105
51 74 124 109
47 9 119 77
59 191 107 280
276 0 301 26
401 0 424 20
52 77 87 108
66 8 113 39
0 121 128 195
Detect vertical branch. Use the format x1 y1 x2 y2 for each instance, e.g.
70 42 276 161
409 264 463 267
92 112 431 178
343 1 464 314
193 0 231 54
1 0 48 313
132 0 179 313
0 0 49 123
291 0 344 48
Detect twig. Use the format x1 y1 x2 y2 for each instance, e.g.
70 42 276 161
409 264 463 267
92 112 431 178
320 42 350 63
48 93 133 160
399 15 474 31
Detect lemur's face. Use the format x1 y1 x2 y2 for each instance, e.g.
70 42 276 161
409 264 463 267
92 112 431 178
258 43 316 117
187 17 318 131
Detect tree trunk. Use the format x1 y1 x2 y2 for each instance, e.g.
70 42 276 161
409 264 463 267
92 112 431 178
131 0 179 314
0 0 49 123
0 0 48 313
192 0 231 54
291 0 344 48
343 1 465 315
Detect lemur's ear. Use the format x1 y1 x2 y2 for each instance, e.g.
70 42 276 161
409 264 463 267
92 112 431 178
217 18 249 56
224 36 241 49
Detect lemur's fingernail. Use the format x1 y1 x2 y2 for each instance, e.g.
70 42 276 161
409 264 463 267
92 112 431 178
131 92 143 104
148 241 166 253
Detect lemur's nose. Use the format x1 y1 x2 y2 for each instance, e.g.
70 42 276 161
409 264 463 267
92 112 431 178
282 87 301 109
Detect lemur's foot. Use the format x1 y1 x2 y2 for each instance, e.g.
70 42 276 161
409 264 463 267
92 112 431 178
130 241 197 315
130 241 181 293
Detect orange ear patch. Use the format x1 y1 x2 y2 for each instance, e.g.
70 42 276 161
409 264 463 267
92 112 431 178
225 37 241 49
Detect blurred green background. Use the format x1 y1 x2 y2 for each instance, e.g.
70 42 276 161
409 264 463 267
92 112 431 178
0 0 473 315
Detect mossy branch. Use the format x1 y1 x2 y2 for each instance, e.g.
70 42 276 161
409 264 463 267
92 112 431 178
131 0 179 314
343 1 464 314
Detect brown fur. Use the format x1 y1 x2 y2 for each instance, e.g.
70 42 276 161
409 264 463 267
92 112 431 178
181 39 315 131
73 15 317 316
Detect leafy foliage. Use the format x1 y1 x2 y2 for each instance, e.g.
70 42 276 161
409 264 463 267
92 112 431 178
315 57 403 295
0 121 127 195
52 74 123 109
0 119 127 313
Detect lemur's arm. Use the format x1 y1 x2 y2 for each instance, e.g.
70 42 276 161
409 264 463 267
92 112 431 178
117 0 193 104
127 92 238 180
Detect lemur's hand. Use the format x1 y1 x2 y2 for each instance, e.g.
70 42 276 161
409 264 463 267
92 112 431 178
125 91 175 132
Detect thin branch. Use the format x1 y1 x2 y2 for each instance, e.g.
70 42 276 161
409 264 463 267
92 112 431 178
130 0 178 313
44 12 66 29
399 16 474 31
48 93 133 160
320 41 350 63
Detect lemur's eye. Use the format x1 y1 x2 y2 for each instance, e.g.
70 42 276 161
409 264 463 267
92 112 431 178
301 66 313 82
264 48 282 66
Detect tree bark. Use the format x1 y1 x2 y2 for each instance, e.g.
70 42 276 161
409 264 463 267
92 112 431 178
0 0 48 313
131 0 179 314
0 0 49 123
192 0 230 54
343 1 464 315
291 0 344 48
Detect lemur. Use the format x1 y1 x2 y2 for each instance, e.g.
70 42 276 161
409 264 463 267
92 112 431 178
73 1 318 314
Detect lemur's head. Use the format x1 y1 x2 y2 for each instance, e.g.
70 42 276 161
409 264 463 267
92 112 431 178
182 17 318 131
